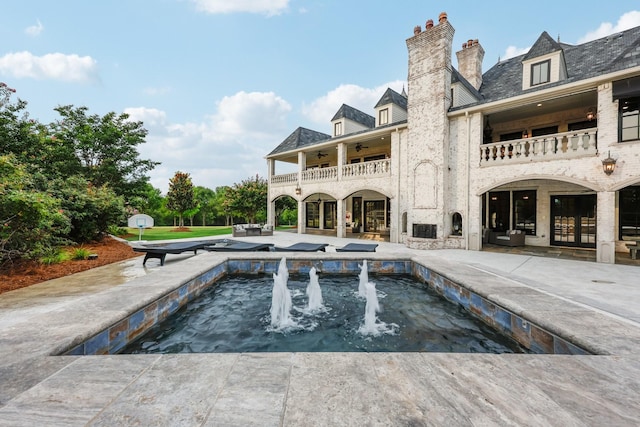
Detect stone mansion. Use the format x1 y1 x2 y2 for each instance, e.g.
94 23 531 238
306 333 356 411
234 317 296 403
265 12 640 263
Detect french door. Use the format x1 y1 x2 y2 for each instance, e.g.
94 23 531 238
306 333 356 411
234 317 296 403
551 195 596 248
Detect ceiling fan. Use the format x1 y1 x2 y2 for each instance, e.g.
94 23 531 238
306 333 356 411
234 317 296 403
317 151 328 159
355 143 369 152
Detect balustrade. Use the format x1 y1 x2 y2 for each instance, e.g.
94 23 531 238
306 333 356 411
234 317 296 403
480 128 597 165
271 158 390 186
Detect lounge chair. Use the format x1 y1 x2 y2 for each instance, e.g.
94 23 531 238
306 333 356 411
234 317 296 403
335 243 378 252
133 241 216 266
206 242 274 252
273 242 329 252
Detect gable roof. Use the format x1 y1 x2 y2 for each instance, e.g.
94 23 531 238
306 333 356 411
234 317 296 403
454 25 640 109
331 104 375 128
374 87 408 110
523 31 563 60
268 127 331 156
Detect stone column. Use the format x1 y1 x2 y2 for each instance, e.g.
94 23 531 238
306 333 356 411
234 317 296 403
597 191 616 264
297 198 305 234
337 198 345 238
267 159 275 227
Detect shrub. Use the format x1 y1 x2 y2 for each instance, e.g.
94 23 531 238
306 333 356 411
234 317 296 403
0 155 71 265
49 175 125 243
39 248 70 265
107 224 128 237
70 247 92 260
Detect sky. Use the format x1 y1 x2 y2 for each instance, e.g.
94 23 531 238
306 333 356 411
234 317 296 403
2 1 639 194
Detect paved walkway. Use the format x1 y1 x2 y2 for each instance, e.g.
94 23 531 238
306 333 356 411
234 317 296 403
0 232 639 426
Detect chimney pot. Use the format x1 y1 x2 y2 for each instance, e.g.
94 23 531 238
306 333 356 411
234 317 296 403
462 42 467 49
425 19 434 29
414 25 421 35
438 12 447 23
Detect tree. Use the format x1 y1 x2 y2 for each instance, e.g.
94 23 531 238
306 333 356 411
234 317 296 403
166 171 196 228
225 175 268 224
275 196 297 226
49 105 160 201
216 186 233 225
193 186 216 226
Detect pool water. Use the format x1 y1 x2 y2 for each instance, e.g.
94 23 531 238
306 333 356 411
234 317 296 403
121 274 529 354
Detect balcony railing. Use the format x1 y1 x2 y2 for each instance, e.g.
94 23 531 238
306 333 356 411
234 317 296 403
270 158 391 186
342 159 390 178
302 166 338 181
270 172 297 184
480 128 597 165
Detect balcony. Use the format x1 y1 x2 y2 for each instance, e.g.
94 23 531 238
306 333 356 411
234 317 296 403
480 128 597 166
271 158 391 186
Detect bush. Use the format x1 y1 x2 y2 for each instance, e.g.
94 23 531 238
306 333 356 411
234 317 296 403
49 175 125 243
107 224 128 237
0 155 71 265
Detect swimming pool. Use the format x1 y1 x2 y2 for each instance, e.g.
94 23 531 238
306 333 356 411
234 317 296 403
121 273 529 354
63 257 591 356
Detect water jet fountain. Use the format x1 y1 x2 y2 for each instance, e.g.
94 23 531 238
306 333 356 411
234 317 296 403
305 266 323 312
270 257 294 329
358 259 368 297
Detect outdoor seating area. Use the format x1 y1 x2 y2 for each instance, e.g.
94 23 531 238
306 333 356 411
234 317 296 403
489 230 526 247
231 224 273 237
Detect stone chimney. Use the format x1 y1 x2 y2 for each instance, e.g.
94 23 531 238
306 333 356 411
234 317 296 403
455 38 484 90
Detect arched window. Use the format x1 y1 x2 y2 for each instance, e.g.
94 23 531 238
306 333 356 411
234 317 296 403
452 212 462 236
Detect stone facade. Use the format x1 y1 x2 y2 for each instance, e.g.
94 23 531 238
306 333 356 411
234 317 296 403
266 12 640 263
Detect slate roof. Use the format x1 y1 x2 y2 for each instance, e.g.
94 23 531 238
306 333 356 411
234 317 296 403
331 104 375 128
268 127 331 156
374 88 408 110
523 31 563 61
456 25 640 109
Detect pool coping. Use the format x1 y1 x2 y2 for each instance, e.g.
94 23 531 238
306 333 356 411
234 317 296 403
54 251 640 358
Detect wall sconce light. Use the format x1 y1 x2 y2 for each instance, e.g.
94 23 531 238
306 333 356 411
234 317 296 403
522 130 529 139
601 151 616 176
586 107 596 121
295 184 301 195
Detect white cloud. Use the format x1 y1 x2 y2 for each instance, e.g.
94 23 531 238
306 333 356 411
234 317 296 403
25 19 44 37
190 0 289 16
143 86 172 96
578 10 640 43
0 51 98 83
125 91 292 194
301 80 405 125
501 46 530 61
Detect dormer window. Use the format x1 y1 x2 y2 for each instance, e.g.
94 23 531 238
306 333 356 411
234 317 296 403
334 122 343 136
379 108 389 126
531 60 550 86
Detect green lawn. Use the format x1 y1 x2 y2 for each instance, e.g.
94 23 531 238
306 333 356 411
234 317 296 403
123 226 232 241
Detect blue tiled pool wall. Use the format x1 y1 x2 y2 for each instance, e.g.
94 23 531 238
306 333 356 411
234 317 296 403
64 258 590 356
64 262 228 356
411 262 590 355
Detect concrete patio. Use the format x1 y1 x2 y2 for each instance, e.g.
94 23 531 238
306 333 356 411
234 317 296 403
0 232 639 426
